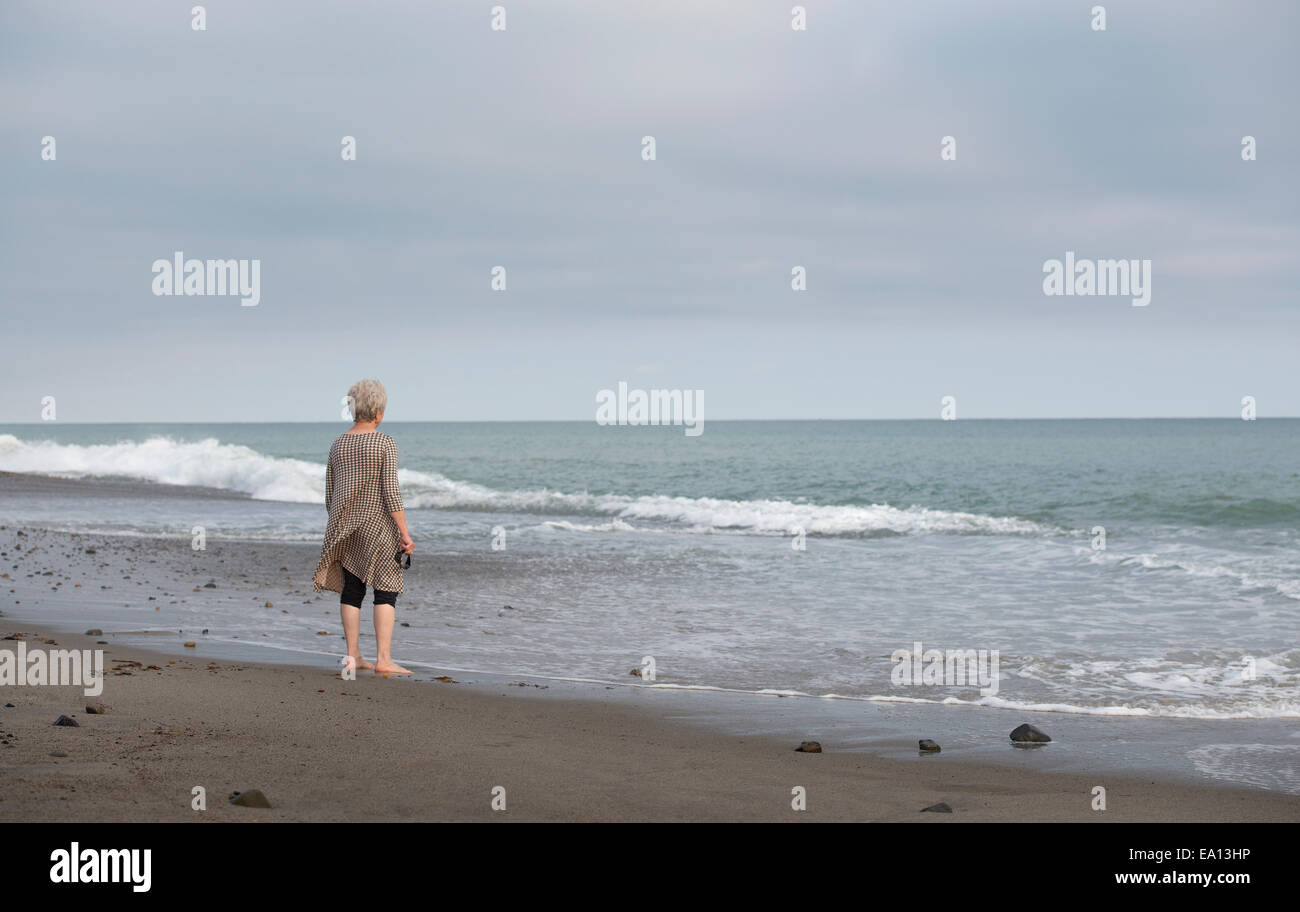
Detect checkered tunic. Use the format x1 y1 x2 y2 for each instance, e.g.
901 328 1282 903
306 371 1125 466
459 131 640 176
313 431 405 595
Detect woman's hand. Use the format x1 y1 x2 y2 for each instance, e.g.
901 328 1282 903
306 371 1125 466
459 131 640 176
390 509 414 556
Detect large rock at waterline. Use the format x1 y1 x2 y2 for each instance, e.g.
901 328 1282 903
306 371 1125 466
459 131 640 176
1010 723 1051 743
921 802 953 813
918 739 941 753
794 741 822 753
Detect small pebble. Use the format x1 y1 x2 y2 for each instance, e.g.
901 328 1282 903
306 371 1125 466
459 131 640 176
229 789 272 808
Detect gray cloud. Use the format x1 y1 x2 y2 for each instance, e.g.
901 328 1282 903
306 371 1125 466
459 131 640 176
1 0 1296 421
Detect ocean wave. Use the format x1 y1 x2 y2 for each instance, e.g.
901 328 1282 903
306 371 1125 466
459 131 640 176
992 649 1300 718
1113 491 1300 528
0 434 324 502
0 434 1049 538
1076 544 1300 601
480 678 1300 719
815 692 1300 719
541 519 640 534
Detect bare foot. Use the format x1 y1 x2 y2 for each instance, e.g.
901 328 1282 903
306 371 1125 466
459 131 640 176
348 654 375 671
374 661 412 675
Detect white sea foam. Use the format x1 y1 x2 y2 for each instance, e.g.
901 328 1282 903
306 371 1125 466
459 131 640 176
1076 543 1300 601
840 691 1300 719
0 434 324 503
0 434 1048 538
1188 744 1300 793
541 519 640 534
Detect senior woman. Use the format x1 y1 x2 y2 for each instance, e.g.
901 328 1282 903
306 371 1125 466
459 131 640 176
313 379 415 675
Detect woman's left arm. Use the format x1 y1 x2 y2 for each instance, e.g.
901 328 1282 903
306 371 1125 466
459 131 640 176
325 457 334 513
383 438 413 554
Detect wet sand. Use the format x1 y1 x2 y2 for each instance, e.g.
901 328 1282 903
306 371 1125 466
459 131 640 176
1 502 1297 821
2 625 1298 822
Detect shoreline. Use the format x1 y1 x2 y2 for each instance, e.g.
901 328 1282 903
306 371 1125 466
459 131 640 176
1 480 1298 818
12 601 1300 794
4 625 1298 822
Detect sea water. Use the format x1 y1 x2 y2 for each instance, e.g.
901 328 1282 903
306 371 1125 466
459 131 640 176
1 419 1296 724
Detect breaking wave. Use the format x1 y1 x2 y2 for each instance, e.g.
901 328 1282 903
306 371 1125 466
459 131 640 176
0 434 1048 537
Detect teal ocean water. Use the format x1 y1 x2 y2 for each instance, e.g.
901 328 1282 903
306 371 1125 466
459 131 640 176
1 420 1297 723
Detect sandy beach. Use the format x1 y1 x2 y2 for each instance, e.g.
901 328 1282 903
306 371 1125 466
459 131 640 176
4 625 1298 822
1 475 1297 822
1 502 1296 822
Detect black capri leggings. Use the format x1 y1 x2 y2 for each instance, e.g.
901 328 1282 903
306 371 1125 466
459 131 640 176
340 566 398 608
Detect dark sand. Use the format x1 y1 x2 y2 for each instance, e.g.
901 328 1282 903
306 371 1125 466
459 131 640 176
2 627 1298 822
1 473 1298 822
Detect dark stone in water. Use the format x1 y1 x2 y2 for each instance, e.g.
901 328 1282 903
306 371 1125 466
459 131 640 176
229 790 272 808
53 715 79 727
4 703 13 708
921 802 953 813
203 582 217 588
795 741 822 753
919 739 941 753
50 751 68 758
1010 723 1051 743
84 628 102 636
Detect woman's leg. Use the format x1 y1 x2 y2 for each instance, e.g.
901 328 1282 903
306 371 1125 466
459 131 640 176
372 591 410 674
339 568 374 670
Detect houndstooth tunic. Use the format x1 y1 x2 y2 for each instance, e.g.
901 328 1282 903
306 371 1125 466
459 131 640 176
313 431 405 595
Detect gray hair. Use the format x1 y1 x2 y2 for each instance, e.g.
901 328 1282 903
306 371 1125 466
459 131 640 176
347 379 388 423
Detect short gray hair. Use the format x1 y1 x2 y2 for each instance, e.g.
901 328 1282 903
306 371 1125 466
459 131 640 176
347 379 388 422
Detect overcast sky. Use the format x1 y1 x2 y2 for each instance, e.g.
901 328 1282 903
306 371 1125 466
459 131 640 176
2 0 1297 422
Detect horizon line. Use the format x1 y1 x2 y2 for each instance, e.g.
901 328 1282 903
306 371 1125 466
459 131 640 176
1 416 1295 425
